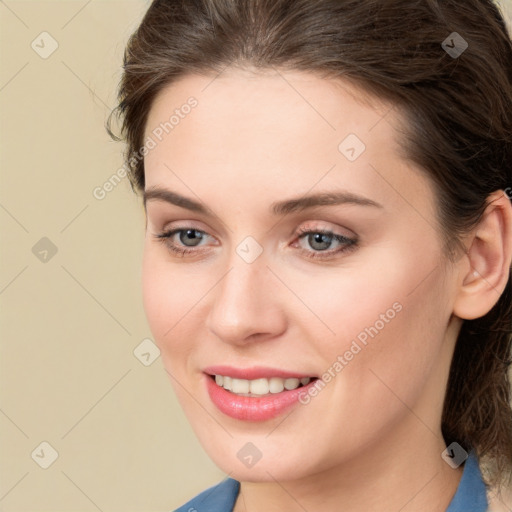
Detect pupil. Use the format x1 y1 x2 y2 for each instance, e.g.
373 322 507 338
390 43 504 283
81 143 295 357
181 229 202 246
310 233 331 251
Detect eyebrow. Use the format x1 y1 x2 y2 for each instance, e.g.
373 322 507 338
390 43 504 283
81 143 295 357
143 186 383 216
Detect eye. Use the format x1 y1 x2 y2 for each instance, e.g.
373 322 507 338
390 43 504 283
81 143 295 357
293 226 358 260
152 224 358 260
153 227 212 257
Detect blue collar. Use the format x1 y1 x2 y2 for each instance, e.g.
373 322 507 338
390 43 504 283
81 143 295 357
446 450 488 511
174 450 487 511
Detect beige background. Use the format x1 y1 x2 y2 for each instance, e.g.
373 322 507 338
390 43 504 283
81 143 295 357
1 1 511 511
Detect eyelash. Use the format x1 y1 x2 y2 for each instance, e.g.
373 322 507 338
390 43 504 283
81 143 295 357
153 226 358 261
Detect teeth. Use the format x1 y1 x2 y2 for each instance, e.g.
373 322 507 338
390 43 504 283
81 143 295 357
284 378 300 390
249 378 269 395
213 375 312 395
232 378 249 394
269 377 284 393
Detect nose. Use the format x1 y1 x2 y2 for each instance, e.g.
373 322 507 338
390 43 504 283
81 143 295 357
205 251 287 346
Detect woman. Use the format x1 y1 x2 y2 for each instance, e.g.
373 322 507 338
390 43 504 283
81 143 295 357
107 0 512 510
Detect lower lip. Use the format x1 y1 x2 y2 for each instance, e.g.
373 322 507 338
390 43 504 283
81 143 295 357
205 374 318 421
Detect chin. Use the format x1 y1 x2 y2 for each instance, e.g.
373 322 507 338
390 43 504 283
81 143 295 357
197 434 323 483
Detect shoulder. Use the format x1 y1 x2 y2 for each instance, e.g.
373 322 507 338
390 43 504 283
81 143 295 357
173 477 240 512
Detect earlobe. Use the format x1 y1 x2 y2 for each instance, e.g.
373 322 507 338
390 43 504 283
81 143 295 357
453 190 512 320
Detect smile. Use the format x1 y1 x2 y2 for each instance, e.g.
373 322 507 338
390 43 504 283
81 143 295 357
212 374 313 396
203 368 320 421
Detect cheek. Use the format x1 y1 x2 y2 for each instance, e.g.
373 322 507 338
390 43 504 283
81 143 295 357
141 247 167 338
319 260 450 425
141 245 189 357
293 260 408 350
303 245 449 384
141 243 216 383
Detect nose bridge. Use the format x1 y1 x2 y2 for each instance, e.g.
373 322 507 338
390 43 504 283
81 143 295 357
219 229 269 302
216 246 268 316
205 241 284 343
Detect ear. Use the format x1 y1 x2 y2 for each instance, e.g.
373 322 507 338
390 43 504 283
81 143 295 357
453 189 512 320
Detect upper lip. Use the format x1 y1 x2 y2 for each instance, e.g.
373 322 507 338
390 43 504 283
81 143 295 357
203 365 317 380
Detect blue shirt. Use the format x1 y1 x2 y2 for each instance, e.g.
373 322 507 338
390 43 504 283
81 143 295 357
174 450 488 511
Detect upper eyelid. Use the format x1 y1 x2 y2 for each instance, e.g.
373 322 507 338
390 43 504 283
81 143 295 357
157 222 349 235
145 203 362 233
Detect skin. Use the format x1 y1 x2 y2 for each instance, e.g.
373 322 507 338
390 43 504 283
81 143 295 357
141 68 512 511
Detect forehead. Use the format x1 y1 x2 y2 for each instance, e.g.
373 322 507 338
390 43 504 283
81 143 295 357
145 68 395 142
144 69 402 173
142 69 434 222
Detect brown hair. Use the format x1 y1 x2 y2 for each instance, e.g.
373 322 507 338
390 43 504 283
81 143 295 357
107 0 512 492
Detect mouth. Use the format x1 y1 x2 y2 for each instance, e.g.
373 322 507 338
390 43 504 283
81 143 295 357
203 369 321 421
207 373 318 397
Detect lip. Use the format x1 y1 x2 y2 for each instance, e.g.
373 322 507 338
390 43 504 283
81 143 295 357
204 372 319 421
203 365 316 380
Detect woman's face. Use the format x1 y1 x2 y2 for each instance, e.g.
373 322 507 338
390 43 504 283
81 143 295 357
142 69 462 482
